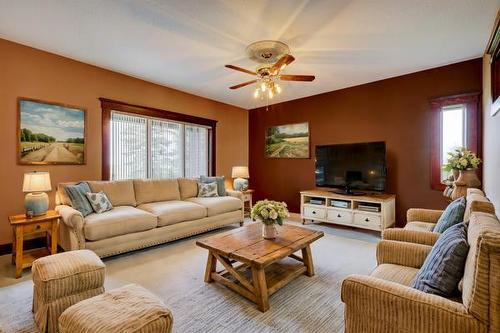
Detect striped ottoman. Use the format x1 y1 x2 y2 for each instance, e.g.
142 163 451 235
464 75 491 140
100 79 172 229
32 249 105 333
59 284 173 333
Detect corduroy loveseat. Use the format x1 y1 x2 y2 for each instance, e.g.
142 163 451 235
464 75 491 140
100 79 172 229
341 190 500 333
55 178 244 257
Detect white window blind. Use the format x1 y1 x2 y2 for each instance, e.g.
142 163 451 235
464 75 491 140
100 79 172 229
111 112 148 180
110 111 210 180
185 125 208 178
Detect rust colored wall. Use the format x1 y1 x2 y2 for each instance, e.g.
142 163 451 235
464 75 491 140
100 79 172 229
249 59 483 225
0 38 248 246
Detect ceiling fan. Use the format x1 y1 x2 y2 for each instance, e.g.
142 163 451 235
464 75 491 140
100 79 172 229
225 40 315 100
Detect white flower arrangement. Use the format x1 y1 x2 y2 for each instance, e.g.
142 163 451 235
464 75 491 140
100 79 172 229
443 147 481 171
251 199 290 226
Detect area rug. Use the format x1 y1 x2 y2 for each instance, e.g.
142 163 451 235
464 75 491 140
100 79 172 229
0 223 377 333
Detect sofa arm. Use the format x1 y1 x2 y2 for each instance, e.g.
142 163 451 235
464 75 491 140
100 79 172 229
226 189 244 201
407 208 443 223
382 228 440 246
376 240 432 268
56 205 84 230
55 205 86 250
341 275 480 333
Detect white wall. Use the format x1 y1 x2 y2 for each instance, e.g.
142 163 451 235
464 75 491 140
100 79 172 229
482 54 500 215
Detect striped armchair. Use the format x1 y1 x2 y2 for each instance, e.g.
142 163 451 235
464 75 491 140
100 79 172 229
341 210 500 333
383 189 495 247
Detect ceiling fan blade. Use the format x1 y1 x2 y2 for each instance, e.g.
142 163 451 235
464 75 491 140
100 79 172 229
272 54 295 72
229 80 257 89
225 65 256 75
280 74 315 82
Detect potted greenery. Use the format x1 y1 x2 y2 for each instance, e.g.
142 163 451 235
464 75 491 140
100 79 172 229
251 199 290 239
443 147 482 187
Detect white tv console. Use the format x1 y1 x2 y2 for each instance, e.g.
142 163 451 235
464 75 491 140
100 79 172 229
300 190 396 232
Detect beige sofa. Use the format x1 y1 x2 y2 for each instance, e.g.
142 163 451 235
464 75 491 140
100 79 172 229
342 195 500 333
55 178 244 257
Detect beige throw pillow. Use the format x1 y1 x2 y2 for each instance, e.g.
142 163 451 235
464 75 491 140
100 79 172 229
198 182 219 198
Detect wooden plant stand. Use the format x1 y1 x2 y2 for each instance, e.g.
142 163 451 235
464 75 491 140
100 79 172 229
196 223 323 312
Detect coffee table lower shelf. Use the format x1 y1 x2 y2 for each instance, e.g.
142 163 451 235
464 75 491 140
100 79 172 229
204 249 314 312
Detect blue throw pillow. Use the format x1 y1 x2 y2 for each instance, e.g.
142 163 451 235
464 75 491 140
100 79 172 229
433 197 466 233
411 222 469 297
200 175 226 196
65 182 93 217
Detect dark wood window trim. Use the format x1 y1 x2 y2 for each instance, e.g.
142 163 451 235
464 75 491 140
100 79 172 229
429 92 481 191
100 98 217 180
486 11 500 115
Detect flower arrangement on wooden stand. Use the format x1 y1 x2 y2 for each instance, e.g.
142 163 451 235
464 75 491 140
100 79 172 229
442 147 482 199
250 200 290 240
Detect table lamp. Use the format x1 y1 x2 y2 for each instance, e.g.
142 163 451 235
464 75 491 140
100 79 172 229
23 171 51 216
232 166 249 191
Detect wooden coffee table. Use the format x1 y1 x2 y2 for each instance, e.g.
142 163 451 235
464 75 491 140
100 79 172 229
196 223 324 312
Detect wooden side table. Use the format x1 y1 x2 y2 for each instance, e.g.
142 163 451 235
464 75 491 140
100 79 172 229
241 189 254 218
9 210 60 278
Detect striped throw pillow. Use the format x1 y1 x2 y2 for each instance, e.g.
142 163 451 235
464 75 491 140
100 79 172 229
412 222 469 296
65 182 93 217
433 197 466 233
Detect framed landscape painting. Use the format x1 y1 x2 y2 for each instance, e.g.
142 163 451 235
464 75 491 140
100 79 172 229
265 122 310 158
18 98 86 165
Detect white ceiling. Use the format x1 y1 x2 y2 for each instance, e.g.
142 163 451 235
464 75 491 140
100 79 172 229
0 0 498 109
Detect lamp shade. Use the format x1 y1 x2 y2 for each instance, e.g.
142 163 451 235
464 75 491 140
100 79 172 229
22 171 52 193
232 166 249 179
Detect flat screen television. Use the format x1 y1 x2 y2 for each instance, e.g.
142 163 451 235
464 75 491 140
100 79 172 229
315 141 387 194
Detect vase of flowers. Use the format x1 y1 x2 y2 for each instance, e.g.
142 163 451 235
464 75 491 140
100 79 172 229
251 199 290 240
443 147 482 187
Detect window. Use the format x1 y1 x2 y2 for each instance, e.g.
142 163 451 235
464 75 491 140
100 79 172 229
430 93 480 190
101 99 216 180
440 105 466 180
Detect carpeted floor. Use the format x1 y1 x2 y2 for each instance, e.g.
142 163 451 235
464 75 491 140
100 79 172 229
0 220 378 333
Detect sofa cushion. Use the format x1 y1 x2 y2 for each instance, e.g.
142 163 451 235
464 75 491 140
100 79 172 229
433 197 466 233
57 182 78 206
404 221 436 232
412 222 469 297
84 206 157 241
200 175 226 196
138 200 206 227
371 263 419 286
187 196 242 217
133 179 180 205
197 182 219 198
87 180 136 207
178 178 198 199
65 182 94 217
86 191 113 214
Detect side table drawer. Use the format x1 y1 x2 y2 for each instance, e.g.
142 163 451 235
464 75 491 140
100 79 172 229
303 206 326 219
23 221 52 234
242 193 252 201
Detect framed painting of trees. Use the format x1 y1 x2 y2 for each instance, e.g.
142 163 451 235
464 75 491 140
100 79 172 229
18 98 86 165
265 122 310 158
